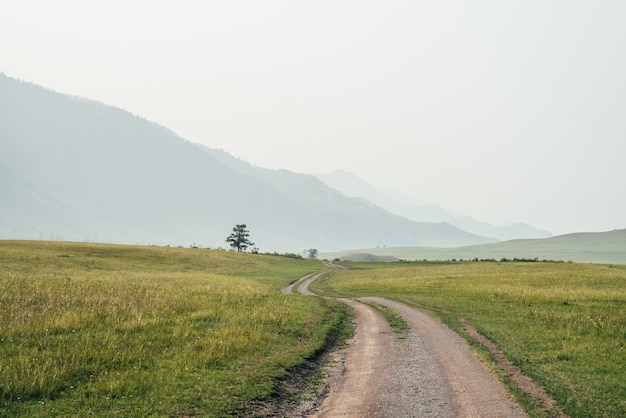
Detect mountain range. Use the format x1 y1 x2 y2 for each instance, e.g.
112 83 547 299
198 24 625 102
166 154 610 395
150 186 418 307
1 73 505 251
317 170 552 241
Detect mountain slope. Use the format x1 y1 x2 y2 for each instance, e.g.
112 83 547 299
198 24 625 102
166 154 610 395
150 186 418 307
200 147 496 249
0 73 494 250
318 169 552 241
1 74 297 242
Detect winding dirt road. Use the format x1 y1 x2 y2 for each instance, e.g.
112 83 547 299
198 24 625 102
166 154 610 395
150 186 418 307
285 269 528 417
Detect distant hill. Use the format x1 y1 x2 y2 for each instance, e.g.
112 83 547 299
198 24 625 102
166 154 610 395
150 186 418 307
323 230 626 264
0 73 495 251
318 169 552 241
338 253 399 262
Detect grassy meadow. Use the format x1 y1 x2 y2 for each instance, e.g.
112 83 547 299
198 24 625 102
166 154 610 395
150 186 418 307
0 240 346 417
312 261 626 418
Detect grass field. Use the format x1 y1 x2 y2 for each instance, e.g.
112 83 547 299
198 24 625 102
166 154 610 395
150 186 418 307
0 241 347 417
312 261 626 418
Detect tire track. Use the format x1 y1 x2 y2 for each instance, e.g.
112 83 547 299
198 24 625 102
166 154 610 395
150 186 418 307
281 272 320 295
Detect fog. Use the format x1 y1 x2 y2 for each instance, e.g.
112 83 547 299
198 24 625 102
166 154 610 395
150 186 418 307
2 1 625 234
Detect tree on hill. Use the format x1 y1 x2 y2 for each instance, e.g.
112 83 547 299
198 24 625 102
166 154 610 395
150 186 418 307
307 248 318 259
226 224 254 252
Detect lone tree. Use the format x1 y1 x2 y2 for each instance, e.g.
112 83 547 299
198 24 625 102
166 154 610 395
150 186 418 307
307 248 318 259
226 224 254 252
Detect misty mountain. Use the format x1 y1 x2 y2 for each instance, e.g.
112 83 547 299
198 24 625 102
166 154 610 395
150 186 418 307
198 148 497 249
318 169 552 241
0 73 495 251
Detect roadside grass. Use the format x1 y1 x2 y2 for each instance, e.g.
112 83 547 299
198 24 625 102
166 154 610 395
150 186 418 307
312 261 626 418
0 240 344 417
275 298 355 412
362 301 409 337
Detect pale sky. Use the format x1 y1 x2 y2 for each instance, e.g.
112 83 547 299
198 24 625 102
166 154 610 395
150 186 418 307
2 1 625 235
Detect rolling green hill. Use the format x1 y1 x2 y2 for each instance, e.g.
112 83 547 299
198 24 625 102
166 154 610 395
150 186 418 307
323 229 626 264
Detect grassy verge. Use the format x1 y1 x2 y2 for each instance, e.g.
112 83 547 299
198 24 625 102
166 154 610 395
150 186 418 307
313 261 626 418
0 240 338 417
252 296 355 415
362 301 409 337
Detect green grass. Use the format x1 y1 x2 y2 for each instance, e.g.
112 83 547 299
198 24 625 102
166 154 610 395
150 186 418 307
311 261 626 418
0 240 346 417
362 301 408 336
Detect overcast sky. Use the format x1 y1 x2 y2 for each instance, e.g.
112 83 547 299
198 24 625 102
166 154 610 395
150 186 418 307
2 1 625 235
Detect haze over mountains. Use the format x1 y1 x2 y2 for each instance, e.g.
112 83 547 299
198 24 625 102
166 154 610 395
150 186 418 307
1 73 504 251
318 170 552 241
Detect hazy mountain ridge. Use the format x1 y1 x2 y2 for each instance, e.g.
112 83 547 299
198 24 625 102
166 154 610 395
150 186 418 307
318 169 552 241
199 146 497 248
0 73 495 250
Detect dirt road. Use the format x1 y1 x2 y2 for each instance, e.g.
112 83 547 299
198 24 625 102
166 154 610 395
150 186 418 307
281 272 322 295
292 271 528 417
